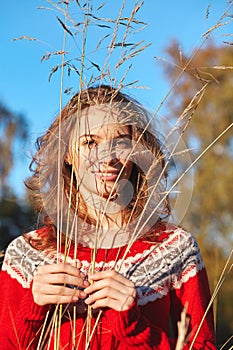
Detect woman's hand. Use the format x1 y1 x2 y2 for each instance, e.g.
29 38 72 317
84 270 136 311
32 262 89 306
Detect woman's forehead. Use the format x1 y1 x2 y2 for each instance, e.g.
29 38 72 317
79 105 131 137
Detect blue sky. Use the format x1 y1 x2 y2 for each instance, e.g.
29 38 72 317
1 0 231 197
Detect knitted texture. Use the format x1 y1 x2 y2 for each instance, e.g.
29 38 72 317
0 226 216 349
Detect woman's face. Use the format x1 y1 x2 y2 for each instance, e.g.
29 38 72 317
69 106 133 200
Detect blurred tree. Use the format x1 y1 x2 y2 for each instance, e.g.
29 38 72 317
0 103 34 252
0 193 35 251
0 103 28 197
162 40 233 346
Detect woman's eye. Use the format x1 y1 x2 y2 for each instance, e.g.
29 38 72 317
116 139 131 148
83 139 97 148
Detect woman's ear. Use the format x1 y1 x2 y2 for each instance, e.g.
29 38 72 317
65 141 79 166
65 150 72 165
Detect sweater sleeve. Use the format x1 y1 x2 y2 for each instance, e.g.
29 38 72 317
168 231 216 350
0 241 50 349
104 300 171 349
170 268 216 350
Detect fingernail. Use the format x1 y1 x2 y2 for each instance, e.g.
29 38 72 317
72 296 79 302
79 291 87 299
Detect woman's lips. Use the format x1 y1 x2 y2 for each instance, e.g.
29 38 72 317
94 170 120 181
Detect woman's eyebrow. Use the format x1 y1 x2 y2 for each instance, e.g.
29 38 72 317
114 133 131 139
79 133 131 139
80 134 98 139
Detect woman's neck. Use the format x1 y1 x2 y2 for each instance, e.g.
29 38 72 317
76 224 131 249
76 187 131 248
79 186 128 227
86 201 124 230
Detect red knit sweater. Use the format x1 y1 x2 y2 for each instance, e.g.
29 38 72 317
0 225 216 349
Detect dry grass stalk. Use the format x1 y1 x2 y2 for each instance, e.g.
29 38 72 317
36 310 50 349
175 303 190 350
189 249 233 350
13 35 38 41
11 0 232 348
118 84 208 265
220 335 233 350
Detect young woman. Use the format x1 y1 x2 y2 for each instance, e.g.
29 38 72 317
0 85 216 349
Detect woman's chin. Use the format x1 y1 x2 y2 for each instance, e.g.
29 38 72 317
98 190 118 200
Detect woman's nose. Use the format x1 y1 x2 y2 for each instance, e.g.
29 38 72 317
98 141 117 163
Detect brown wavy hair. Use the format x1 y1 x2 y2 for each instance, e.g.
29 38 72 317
25 85 170 250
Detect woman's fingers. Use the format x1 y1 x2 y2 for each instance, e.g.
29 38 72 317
84 270 136 311
32 262 89 306
35 262 83 277
32 264 136 310
34 272 87 288
84 276 133 296
86 295 133 311
88 270 134 287
33 279 88 297
85 287 135 311
34 263 89 290
85 270 135 295
33 288 85 306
